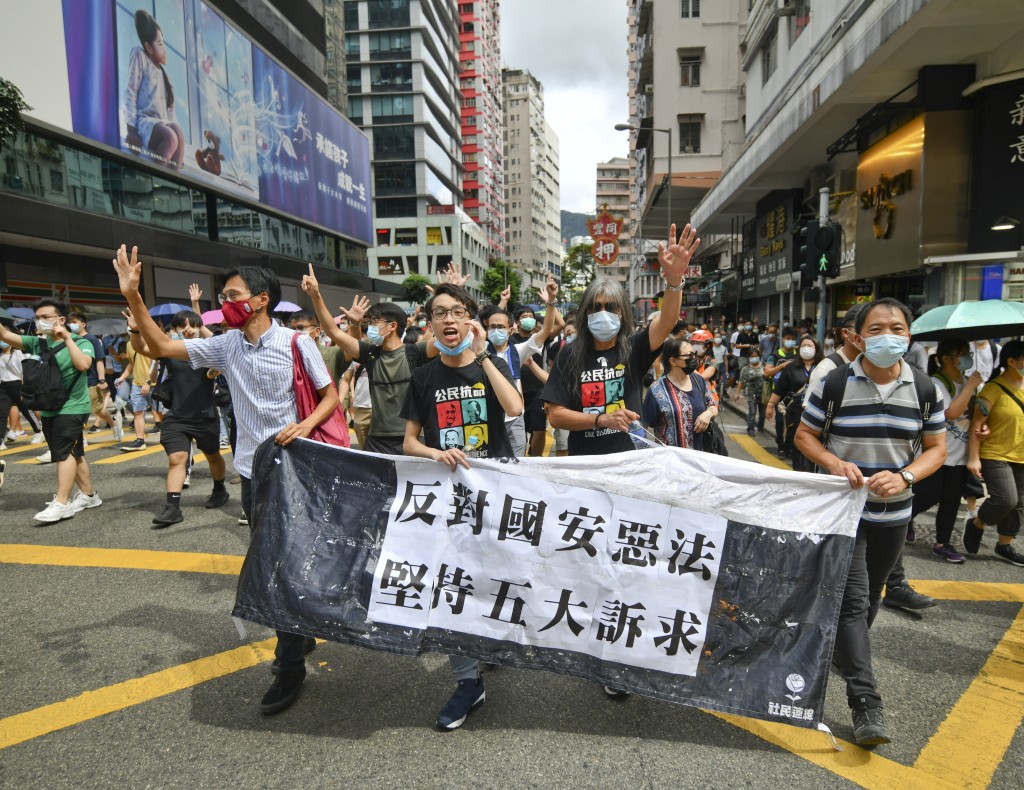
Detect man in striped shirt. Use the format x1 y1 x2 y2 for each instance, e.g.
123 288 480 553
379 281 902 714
114 245 338 716
795 298 946 748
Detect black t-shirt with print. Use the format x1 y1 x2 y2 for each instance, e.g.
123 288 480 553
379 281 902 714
401 356 516 459
540 326 660 456
163 358 216 420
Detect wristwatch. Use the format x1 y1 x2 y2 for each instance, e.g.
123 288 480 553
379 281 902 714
664 280 684 292
475 350 490 366
899 469 915 487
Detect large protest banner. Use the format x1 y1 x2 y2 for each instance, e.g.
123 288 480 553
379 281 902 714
233 439 866 729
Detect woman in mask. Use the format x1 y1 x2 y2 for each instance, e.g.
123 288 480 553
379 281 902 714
765 335 823 471
642 336 717 450
965 340 1024 566
908 339 984 563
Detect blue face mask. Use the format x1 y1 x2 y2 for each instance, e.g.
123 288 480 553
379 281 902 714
433 336 473 357
366 324 390 347
0 341 8 350
487 329 508 347
519 317 536 332
956 355 973 372
68 323 81 333
170 332 183 341
784 339 797 349
588 311 621 342
863 334 909 368
564 334 575 344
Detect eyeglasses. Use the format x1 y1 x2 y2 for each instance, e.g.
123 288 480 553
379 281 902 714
431 306 469 320
34 314 60 320
676 353 697 361
485 324 509 331
217 290 251 305
589 301 620 314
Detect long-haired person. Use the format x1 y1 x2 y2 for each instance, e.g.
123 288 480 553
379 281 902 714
642 336 717 449
964 340 1024 565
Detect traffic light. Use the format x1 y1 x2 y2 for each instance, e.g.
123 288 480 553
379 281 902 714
799 219 819 290
815 221 842 278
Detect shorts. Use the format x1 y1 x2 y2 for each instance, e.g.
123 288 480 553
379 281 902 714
363 434 405 455
523 392 547 433
160 417 221 456
42 413 88 462
88 385 106 415
129 383 150 414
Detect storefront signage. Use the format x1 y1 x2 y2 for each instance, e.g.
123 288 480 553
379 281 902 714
742 191 798 300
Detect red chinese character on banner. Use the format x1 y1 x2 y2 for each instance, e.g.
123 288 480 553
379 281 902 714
588 206 625 266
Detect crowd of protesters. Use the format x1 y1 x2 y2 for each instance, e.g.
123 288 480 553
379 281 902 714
1 227 1021 750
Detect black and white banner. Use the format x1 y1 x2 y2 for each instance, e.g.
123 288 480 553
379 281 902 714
233 438 866 729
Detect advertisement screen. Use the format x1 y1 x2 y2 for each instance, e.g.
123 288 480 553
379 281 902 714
58 0 372 244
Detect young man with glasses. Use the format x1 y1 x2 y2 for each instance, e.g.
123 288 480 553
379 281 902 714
400 283 523 730
302 265 428 455
0 300 103 523
113 245 338 715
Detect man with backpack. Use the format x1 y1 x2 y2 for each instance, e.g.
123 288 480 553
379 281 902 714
0 299 103 523
794 298 946 748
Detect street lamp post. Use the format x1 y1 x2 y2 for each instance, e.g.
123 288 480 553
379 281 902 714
615 122 672 237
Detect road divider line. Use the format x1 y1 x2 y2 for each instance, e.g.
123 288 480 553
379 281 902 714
14 440 120 464
0 638 277 751
913 606 1024 788
0 443 48 458
910 579 1024 602
92 445 166 464
0 544 244 575
193 448 233 465
728 433 791 471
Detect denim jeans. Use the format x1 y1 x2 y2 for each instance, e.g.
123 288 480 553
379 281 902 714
746 396 765 431
835 519 908 709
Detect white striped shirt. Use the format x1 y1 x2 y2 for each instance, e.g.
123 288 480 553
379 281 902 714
184 324 331 477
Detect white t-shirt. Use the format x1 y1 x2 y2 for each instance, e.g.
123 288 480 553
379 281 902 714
967 341 995 382
730 331 741 357
494 333 544 422
934 373 971 467
0 348 24 382
352 363 372 409
802 347 854 408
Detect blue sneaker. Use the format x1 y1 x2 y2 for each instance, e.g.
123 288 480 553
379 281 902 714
436 677 485 731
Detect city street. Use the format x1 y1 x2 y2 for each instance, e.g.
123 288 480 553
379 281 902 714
1 414 1022 789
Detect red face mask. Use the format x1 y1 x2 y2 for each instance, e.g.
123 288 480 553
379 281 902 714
221 298 254 328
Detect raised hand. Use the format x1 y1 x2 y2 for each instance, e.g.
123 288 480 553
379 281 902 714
538 274 559 305
437 262 469 288
500 285 511 304
340 294 370 324
467 319 487 355
301 263 321 297
188 283 203 304
122 308 138 332
657 224 701 285
113 245 142 295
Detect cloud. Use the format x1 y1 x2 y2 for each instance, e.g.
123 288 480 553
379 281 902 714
501 0 628 212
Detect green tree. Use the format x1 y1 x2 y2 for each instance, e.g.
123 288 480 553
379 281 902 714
401 274 433 306
0 78 31 149
561 243 597 304
481 259 522 306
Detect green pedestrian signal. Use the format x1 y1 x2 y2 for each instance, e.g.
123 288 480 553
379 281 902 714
819 253 828 273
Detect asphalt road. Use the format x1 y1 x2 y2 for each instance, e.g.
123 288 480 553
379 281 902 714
1 414 1022 789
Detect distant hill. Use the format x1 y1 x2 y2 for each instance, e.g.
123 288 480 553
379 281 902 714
561 210 593 243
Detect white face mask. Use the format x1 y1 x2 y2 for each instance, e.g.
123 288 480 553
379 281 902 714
799 346 816 360
35 318 55 334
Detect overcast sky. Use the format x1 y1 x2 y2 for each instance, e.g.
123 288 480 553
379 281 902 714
500 0 629 214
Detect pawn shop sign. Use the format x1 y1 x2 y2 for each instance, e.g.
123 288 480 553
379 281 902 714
588 207 625 266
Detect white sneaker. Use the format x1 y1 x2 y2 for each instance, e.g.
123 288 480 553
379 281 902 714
12 429 26 439
0 441 6 451
70 490 103 512
5 429 15 441
219 438 230 449
30 433 45 445
34 498 77 523
82 437 89 449
183 472 192 489
36 450 51 463
237 516 249 526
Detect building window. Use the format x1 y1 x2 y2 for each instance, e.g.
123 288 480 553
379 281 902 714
789 0 810 45
368 0 410 29
344 1 359 28
370 94 414 122
680 0 700 18
678 115 701 153
347 65 362 93
345 34 360 59
49 170 64 192
761 27 777 83
370 62 412 91
679 56 701 87
369 30 411 60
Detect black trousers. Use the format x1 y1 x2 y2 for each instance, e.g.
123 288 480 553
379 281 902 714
240 475 308 677
835 519 908 710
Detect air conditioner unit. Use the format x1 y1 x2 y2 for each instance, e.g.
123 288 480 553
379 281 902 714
644 84 654 95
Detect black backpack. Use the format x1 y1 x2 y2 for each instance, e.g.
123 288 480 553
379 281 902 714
22 341 83 412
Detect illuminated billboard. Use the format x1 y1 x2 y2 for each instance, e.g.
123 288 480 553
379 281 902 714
51 0 373 245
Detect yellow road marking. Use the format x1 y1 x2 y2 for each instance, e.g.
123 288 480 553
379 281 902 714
0 544 243 575
1 442 51 457
13 440 120 464
193 447 232 464
729 432 791 470
92 444 165 464
911 580 1024 603
0 638 277 751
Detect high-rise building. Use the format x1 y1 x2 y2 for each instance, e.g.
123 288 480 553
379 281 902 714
325 0 350 115
502 68 561 293
346 0 489 301
595 157 632 288
625 0 746 319
458 0 504 258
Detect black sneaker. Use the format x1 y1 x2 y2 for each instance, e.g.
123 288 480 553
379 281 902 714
436 677 485 731
963 516 983 554
260 673 305 715
303 636 317 655
120 438 146 452
205 488 230 509
146 424 161 434
87 425 103 434
883 581 936 610
995 543 1024 567
152 503 184 528
905 523 916 544
603 685 630 699
852 707 890 747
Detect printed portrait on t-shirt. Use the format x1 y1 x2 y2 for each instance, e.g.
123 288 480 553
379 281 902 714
606 378 624 403
582 382 605 408
579 363 627 416
465 424 488 451
462 397 486 424
437 400 462 428
442 428 464 449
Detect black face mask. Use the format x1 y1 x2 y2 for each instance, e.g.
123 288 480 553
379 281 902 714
682 360 699 375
